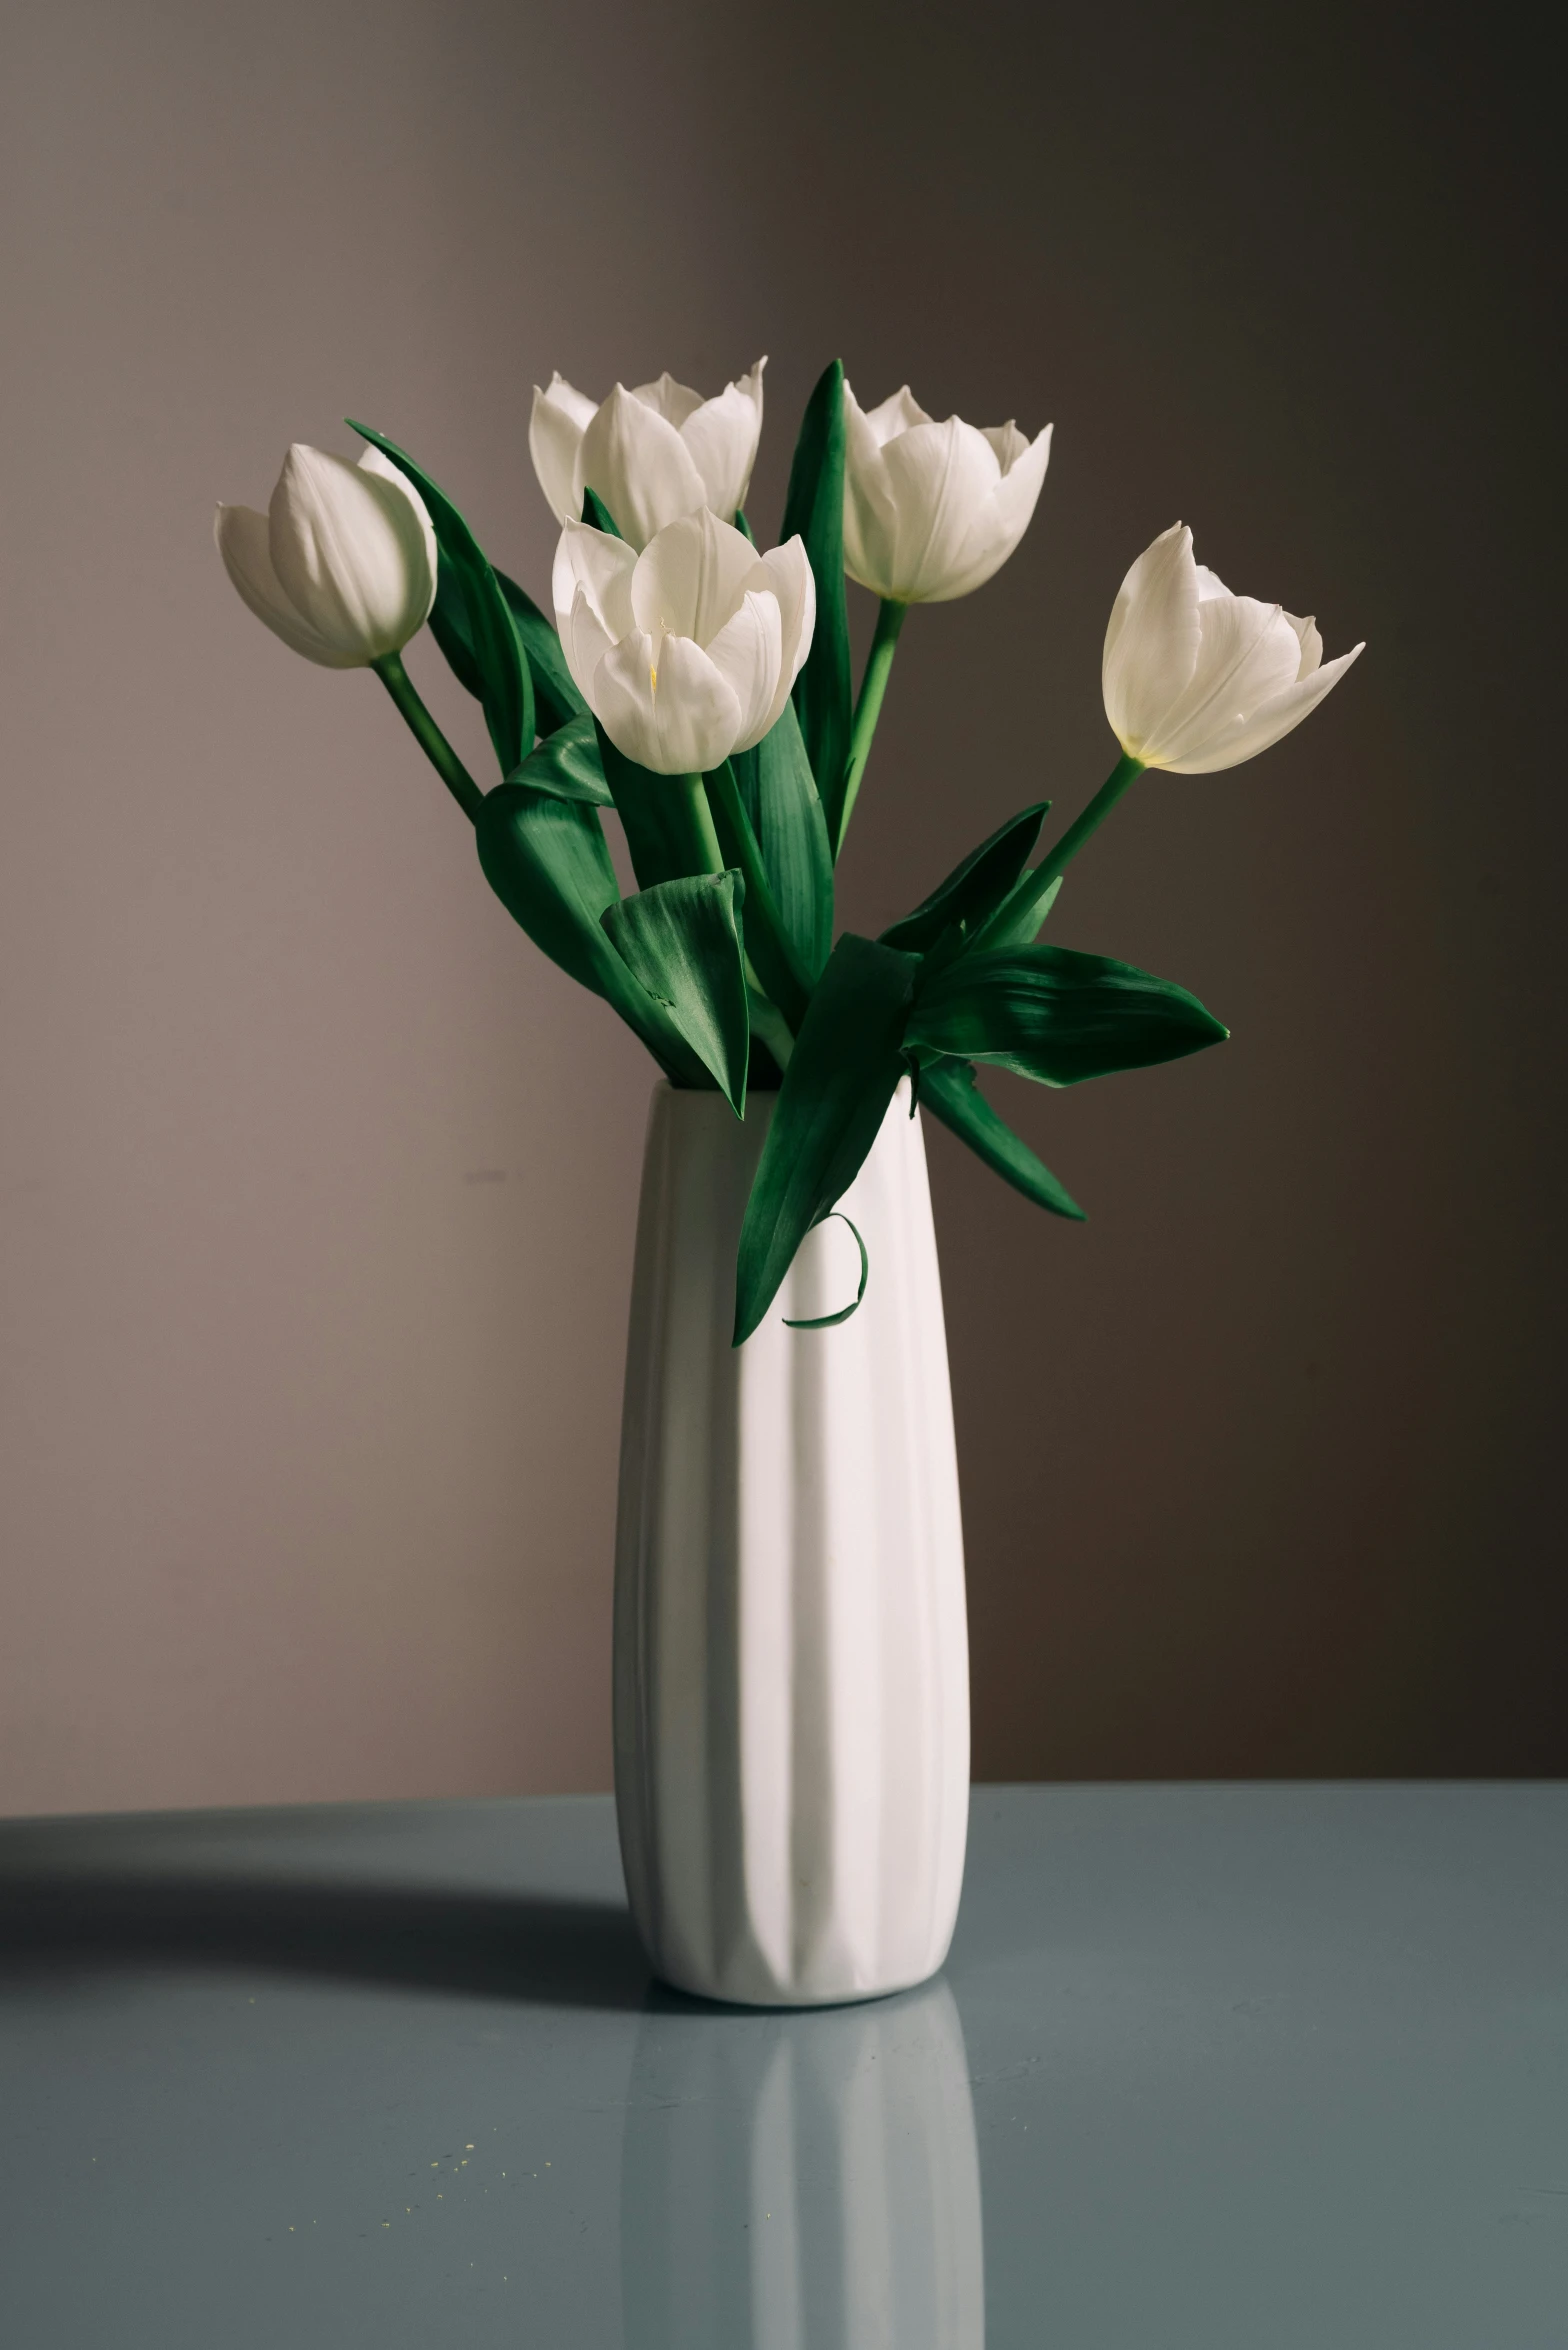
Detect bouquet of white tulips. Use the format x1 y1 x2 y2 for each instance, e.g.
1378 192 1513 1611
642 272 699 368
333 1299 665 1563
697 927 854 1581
218 361 1361 1339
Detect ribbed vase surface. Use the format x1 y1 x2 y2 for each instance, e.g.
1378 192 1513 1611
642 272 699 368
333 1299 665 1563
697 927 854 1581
613 1078 969 2006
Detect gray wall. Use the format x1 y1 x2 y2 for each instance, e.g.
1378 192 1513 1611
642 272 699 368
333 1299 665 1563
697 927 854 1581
1 0 1560 1813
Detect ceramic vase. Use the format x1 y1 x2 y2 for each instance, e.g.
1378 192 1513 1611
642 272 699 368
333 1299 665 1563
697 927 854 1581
613 1078 969 2006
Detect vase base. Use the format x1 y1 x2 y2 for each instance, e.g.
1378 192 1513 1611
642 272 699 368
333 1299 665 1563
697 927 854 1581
645 1949 953 2012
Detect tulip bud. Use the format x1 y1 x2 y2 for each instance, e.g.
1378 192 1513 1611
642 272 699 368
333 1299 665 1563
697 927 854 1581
529 363 766 551
842 384 1052 604
553 508 814 776
1103 524 1364 774
215 445 437 668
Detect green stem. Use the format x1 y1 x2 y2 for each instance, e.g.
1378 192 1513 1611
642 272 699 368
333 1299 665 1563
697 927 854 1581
830 598 907 859
1032 751 1144 889
705 761 811 1030
669 772 725 875
372 652 485 825
969 751 1145 954
612 765 724 891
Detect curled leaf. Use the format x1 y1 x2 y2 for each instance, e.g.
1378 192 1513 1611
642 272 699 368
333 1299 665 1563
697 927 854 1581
783 1213 869 1329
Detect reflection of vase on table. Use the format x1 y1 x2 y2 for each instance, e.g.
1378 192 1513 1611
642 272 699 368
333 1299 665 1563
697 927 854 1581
621 1978 984 2350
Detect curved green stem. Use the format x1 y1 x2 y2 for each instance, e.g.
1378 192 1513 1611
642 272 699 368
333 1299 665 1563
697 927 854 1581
1033 751 1144 888
830 598 907 858
970 751 1145 953
373 652 485 825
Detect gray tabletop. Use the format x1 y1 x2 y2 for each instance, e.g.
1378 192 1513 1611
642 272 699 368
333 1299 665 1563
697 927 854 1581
1 1785 1564 2346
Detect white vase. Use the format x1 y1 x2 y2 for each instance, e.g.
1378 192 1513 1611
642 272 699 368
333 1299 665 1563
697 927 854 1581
613 1077 969 2007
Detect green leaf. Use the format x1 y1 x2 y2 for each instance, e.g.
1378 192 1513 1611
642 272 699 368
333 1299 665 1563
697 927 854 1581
705 760 810 1028
920 1059 1085 1220
907 944 1229 1086
969 866 1064 953
728 701 834 981
879 802 1050 956
506 712 609 805
781 360 852 814
782 1213 869 1328
428 548 485 699
475 783 704 1086
602 873 750 1115
582 486 622 538
427 552 584 741
733 933 920 1345
475 782 616 983
348 421 534 773
495 568 585 736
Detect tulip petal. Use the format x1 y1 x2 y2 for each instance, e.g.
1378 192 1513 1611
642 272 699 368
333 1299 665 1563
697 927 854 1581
576 384 707 551
981 421 1032 472
1102 524 1202 757
551 522 637 698
842 383 902 598
1163 642 1364 773
934 421 1053 601
594 628 743 775
530 377 595 525
355 460 438 622
1150 595 1304 768
632 371 705 428
552 519 639 632
630 508 757 648
705 588 784 754
879 417 1005 604
1285 610 1324 678
753 535 817 708
542 372 598 431
679 360 766 520
860 384 934 445
269 444 435 661
351 446 442 612
561 585 619 711
215 502 359 667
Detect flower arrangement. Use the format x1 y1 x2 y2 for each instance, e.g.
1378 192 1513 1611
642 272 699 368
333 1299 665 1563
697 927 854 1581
217 361 1361 1341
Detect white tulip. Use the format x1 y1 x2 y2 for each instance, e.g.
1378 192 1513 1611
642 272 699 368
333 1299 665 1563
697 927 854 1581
841 383 1053 604
530 362 767 550
553 507 814 776
1103 524 1364 774
215 445 437 669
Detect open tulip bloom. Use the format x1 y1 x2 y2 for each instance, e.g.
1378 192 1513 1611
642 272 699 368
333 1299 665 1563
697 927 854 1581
1103 523 1363 775
218 359 1362 1339
554 509 815 776
530 363 766 550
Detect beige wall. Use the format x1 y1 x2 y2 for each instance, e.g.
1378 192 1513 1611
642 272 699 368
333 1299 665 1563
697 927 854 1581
2 0 1561 1813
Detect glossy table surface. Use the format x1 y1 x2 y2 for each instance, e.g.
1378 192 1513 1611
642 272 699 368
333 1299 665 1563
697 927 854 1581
2 1785 1564 2346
